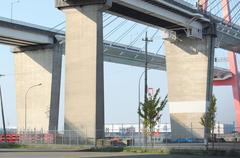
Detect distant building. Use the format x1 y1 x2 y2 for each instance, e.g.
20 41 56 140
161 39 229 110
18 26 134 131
105 123 235 137
214 123 235 134
105 123 171 137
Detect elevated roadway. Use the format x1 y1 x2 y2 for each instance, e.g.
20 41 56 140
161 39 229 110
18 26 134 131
109 0 240 52
0 16 64 46
55 0 240 52
0 16 233 81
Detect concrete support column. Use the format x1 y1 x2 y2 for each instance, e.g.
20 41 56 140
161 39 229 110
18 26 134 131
165 35 214 140
63 5 104 139
49 42 64 131
14 44 62 131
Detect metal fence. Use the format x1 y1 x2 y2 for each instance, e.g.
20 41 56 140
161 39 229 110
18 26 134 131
0 124 240 150
0 129 95 146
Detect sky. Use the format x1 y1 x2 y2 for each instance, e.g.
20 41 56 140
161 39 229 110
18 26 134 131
0 0 237 130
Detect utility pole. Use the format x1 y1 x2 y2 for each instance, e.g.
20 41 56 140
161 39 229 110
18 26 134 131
142 32 153 102
142 31 153 146
0 74 7 143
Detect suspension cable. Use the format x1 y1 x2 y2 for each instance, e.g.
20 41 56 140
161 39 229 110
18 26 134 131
156 41 164 55
150 29 159 40
225 1 240 21
128 27 148 47
205 0 217 11
114 23 138 43
103 14 112 22
49 21 65 31
228 1 240 23
209 0 223 12
214 0 233 16
104 19 128 39
103 16 119 28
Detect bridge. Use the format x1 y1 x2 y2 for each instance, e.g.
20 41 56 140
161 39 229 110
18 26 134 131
0 0 240 142
0 15 233 76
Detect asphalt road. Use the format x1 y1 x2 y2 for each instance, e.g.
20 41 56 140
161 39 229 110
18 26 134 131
0 152 236 158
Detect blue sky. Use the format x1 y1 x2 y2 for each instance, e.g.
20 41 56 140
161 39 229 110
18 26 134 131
0 0 237 129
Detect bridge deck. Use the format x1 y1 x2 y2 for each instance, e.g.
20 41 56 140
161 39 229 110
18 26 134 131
0 17 64 46
0 15 235 81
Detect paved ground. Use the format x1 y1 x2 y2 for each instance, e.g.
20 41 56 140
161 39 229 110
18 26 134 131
0 152 236 158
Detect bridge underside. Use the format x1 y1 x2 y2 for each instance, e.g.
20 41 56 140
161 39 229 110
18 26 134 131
217 30 240 52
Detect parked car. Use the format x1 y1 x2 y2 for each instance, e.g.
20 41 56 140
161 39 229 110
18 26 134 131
173 138 193 143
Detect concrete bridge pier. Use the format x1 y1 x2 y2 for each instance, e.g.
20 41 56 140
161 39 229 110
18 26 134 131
57 3 106 140
165 32 215 140
13 41 63 132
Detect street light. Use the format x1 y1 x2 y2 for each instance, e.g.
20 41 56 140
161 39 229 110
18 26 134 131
0 74 7 143
24 83 42 131
11 0 20 23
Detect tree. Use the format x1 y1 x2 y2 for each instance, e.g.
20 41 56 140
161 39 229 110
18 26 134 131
200 95 217 149
138 88 168 146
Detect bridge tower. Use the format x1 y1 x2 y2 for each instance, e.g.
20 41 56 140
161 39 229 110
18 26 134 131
220 0 240 132
164 0 216 140
55 0 109 140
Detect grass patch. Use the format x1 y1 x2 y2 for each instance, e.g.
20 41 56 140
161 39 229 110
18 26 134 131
88 147 124 152
22 144 90 150
123 147 169 154
0 143 90 150
123 147 240 157
0 143 26 148
170 149 240 157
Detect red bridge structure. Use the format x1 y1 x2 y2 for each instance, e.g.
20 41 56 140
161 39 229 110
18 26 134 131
199 0 240 131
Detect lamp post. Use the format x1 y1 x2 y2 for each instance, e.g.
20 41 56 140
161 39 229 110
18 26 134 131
24 83 42 131
11 0 20 23
0 74 7 143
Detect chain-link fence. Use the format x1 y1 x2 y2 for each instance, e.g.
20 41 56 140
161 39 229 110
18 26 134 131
0 129 95 146
104 123 240 150
0 123 240 150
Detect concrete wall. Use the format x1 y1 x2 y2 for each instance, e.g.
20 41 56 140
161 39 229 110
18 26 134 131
165 36 213 140
63 5 104 140
14 44 62 131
